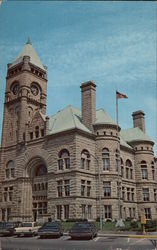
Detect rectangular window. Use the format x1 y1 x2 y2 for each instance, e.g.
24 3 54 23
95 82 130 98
9 192 13 201
81 180 85 196
2 209 6 221
81 204 86 219
64 205 69 220
58 159 63 170
6 169 9 179
11 168 15 178
88 205 92 220
127 188 130 201
30 132 33 140
131 188 134 201
57 180 63 197
4 192 7 202
133 208 136 218
64 180 70 196
152 168 155 180
65 158 70 169
57 205 62 220
144 208 151 219
143 188 149 201
126 168 129 179
130 169 133 179
121 166 124 177
141 168 148 180
104 205 112 219
86 159 90 170
81 158 85 169
154 189 157 202
41 129 44 137
87 181 91 197
129 208 132 218
103 158 110 171
104 182 111 197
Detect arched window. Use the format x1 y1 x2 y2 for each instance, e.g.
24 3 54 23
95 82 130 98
121 158 124 177
58 149 70 170
151 161 155 180
35 126 39 138
141 161 148 180
126 159 133 179
6 160 15 179
35 165 47 176
80 149 90 170
102 148 110 171
115 149 119 172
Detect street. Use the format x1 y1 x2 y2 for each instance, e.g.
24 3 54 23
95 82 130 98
0 235 157 250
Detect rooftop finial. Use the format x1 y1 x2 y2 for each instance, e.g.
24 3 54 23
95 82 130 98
26 36 31 45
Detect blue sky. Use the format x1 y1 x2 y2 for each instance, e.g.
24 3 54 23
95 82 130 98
0 1 156 153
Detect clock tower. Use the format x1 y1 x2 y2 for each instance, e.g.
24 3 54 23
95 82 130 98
1 38 47 147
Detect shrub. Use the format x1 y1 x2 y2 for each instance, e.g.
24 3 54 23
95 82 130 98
125 217 132 222
145 220 157 230
130 220 139 229
66 218 88 223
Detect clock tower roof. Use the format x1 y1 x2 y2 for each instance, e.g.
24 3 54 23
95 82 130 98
9 37 45 71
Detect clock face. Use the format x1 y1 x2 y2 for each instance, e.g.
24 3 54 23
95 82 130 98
12 84 19 95
31 84 39 96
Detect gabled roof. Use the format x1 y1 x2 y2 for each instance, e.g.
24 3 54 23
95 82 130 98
48 105 92 135
120 127 152 143
120 137 132 149
94 108 116 126
10 38 45 70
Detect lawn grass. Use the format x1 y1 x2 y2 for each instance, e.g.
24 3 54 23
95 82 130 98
61 220 143 232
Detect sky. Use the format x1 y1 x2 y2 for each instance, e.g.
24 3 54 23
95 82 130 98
0 1 156 154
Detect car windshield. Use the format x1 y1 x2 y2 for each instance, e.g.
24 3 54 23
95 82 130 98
6 223 14 228
43 223 59 229
22 223 33 227
72 223 91 229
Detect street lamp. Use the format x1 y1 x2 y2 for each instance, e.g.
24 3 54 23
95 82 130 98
85 152 103 230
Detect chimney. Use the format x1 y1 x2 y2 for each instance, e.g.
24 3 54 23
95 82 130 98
132 110 145 133
80 81 96 131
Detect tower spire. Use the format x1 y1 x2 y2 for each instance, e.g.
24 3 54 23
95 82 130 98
26 36 31 45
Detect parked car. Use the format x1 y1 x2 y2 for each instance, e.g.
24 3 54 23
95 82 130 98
38 221 63 238
14 222 40 237
69 222 97 240
0 222 16 236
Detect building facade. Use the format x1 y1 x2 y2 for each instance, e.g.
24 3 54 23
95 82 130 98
0 39 157 222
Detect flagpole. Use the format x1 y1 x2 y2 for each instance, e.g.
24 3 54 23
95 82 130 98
116 90 125 228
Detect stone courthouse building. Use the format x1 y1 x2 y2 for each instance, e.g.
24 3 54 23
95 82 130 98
0 39 157 222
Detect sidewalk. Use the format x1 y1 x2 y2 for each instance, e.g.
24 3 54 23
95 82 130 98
97 230 157 238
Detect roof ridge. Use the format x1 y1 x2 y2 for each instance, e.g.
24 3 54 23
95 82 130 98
69 105 77 128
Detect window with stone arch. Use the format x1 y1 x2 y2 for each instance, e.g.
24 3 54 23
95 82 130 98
126 159 133 179
6 160 15 179
102 148 110 171
80 149 90 170
141 160 148 180
151 161 155 180
35 165 47 177
115 149 120 172
58 149 70 170
121 158 124 177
